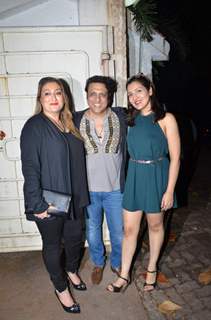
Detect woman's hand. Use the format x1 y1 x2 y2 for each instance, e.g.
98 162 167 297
161 192 174 211
34 210 50 219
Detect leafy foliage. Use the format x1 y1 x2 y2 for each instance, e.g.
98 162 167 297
128 0 158 41
127 0 190 60
156 12 190 60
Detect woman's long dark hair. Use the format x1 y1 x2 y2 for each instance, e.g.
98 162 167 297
126 74 165 126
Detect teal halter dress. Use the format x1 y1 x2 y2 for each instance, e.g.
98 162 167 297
123 113 177 213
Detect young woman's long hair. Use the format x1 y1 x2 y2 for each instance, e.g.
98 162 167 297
35 77 82 139
126 73 166 126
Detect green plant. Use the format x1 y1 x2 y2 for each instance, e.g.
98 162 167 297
128 0 158 41
127 0 190 60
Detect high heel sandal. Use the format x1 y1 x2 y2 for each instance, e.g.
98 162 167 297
107 275 130 293
143 270 157 292
67 273 87 291
55 290 80 313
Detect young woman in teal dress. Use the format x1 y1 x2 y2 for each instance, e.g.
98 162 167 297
107 73 180 292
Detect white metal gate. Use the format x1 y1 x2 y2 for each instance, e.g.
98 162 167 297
0 26 114 252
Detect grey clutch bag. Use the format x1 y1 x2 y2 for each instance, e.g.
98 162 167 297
43 190 72 216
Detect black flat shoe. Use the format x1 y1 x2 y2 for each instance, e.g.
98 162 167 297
54 290 80 313
67 274 87 291
143 270 157 292
107 275 130 293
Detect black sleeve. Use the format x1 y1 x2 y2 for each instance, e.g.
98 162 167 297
73 110 86 129
20 120 48 214
114 106 128 123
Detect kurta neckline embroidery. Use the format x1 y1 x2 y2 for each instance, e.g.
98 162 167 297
80 110 120 154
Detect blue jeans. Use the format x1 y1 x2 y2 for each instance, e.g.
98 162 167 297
86 190 123 269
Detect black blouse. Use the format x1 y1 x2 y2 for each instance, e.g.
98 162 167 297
20 113 89 220
63 132 89 219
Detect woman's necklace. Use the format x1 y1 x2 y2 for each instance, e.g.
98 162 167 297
46 115 65 132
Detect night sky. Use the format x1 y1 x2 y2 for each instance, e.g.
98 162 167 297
152 0 211 132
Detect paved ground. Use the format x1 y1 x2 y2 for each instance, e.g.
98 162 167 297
0 244 148 320
133 143 211 319
0 144 211 320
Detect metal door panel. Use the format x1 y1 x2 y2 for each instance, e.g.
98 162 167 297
0 154 16 178
21 219 39 234
0 99 10 116
0 181 17 197
0 26 113 252
0 219 22 234
0 200 19 218
15 161 23 179
10 98 35 117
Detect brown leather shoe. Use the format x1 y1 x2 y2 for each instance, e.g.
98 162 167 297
91 266 104 285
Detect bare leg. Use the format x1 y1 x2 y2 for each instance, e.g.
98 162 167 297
144 212 164 290
107 210 143 290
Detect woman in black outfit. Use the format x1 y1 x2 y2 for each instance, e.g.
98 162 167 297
20 77 89 314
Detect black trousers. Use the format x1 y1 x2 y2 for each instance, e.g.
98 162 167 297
36 214 85 292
